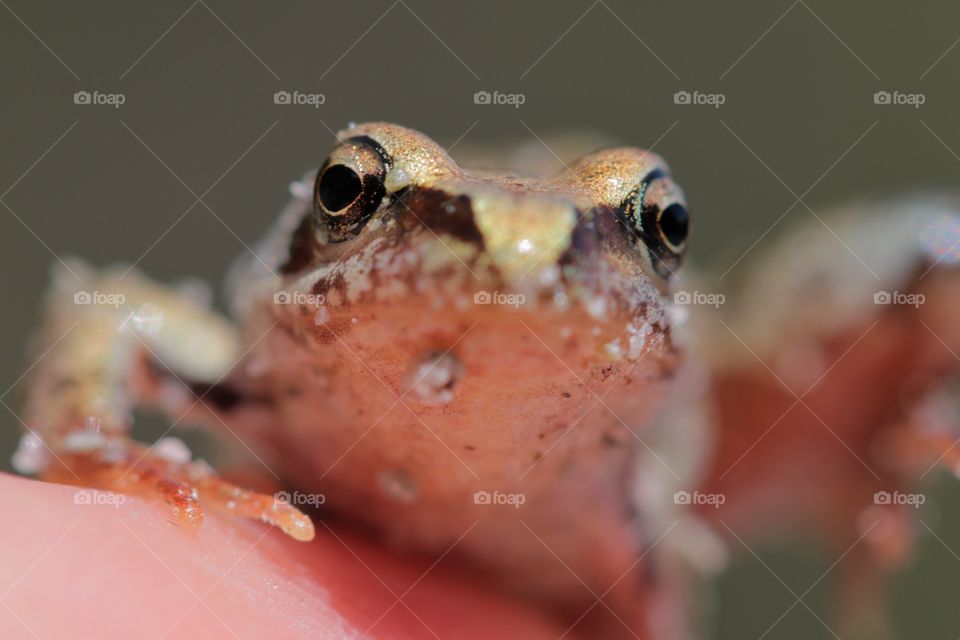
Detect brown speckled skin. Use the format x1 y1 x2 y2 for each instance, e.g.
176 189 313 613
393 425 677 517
219 123 689 634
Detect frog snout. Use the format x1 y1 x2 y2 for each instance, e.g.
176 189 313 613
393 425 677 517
468 192 578 282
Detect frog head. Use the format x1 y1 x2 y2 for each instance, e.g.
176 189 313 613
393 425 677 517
269 122 688 368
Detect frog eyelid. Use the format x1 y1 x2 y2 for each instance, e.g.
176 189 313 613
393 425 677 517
339 135 393 170
619 167 670 239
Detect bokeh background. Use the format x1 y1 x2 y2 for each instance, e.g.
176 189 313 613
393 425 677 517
1 1 959 637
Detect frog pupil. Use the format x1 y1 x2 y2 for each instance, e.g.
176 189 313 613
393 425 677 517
659 203 688 248
318 165 363 213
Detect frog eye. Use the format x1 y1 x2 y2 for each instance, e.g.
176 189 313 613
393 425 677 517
315 136 391 242
658 202 689 252
619 169 688 277
317 165 363 212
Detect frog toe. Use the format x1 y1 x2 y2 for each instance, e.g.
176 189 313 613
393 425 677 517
39 437 314 541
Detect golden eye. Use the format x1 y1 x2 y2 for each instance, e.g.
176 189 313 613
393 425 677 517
314 136 390 242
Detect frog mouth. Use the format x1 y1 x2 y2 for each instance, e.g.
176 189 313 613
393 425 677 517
293 229 678 376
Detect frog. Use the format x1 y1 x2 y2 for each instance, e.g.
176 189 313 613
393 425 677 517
13 121 960 639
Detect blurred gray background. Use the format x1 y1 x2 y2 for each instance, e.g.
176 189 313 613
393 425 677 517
1 1 959 637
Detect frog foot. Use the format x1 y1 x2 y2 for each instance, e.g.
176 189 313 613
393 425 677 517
35 435 316 542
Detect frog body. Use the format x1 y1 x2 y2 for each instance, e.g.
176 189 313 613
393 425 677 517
17 123 960 639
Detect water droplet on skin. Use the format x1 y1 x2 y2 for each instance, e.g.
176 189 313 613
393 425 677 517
378 469 419 503
314 306 330 326
553 291 570 310
604 339 623 359
403 350 464 405
126 304 164 336
538 265 560 287
586 297 607 319
154 437 192 464
12 433 48 474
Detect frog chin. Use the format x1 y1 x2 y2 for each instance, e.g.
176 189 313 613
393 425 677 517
261 265 679 607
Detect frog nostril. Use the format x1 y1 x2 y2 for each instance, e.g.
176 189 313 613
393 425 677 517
403 350 464 405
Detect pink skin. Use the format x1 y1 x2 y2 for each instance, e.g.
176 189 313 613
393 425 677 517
0 474 570 640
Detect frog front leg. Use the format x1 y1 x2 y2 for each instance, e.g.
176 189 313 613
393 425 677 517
15 262 314 541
